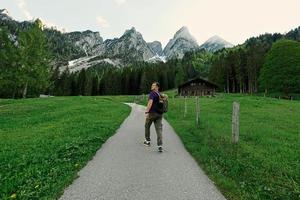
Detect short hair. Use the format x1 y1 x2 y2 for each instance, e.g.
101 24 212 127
153 81 160 88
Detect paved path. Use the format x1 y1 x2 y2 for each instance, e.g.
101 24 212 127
59 103 226 200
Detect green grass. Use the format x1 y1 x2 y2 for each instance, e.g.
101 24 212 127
0 96 133 200
1 93 299 199
138 91 300 199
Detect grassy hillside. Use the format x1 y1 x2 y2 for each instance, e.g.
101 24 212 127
139 91 300 199
0 96 132 200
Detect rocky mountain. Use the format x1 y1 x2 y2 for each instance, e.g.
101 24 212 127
163 26 199 59
100 27 156 63
0 9 12 21
1 8 236 71
66 30 103 56
147 41 163 56
60 27 160 70
200 35 233 52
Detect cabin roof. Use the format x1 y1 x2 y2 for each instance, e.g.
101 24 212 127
178 77 218 89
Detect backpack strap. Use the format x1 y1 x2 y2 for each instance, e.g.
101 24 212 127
154 91 160 97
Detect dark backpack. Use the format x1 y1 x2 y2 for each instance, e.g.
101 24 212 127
154 92 168 114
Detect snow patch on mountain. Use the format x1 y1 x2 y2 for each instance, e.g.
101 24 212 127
61 56 121 72
147 54 167 63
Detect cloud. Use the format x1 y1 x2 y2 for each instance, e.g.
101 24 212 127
114 0 127 5
14 0 68 32
96 16 110 28
15 0 33 20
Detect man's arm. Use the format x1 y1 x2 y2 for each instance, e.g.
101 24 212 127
145 99 153 113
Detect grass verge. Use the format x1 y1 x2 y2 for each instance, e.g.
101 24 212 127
0 96 132 199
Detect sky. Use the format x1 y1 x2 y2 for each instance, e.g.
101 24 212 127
1 0 300 47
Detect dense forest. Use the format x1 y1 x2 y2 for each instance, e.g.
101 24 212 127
209 28 300 96
50 60 194 96
0 18 299 98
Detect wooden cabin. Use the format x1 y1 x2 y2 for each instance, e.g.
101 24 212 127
178 77 218 96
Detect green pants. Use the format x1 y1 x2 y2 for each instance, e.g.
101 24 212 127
145 112 163 146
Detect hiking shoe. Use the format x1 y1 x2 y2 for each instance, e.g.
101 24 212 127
143 140 150 146
158 146 163 152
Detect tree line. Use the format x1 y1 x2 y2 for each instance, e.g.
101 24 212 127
51 60 196 96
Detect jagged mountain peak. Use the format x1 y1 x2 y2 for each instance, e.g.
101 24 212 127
67 30 102 38
82 30 101 34
0 8 8 15
0 9 13 21
120 27 146 43
176 26 189 33
206 35 230 44
128 26 136 32
175 26 189 35
65 30 104 56
200 35 233 52
163 26 199 59
123 27 139 36
0 9 9 14
174 26 197 43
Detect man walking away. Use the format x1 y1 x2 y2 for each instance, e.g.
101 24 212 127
144 82 163 152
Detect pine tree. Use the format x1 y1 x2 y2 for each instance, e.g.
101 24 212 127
77 69 87 95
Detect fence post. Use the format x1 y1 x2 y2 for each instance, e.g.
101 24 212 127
232 101 240 143
184 96 187 118
196 96 200 127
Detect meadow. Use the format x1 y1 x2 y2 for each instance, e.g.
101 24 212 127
0 96 132 199
1 93 299 200
157 92 300 199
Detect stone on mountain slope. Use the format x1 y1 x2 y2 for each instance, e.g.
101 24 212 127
66 30 104 56
148 41 163 56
